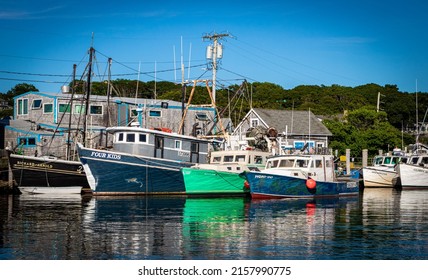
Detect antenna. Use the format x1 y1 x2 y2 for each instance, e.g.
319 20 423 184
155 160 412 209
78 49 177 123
173 45 177 82
187 42 192 81
135 61 141 104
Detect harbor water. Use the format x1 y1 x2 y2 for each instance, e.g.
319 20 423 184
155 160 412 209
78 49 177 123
0 188 427 260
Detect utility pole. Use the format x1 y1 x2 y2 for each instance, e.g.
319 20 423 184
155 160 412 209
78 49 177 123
203 32 232 103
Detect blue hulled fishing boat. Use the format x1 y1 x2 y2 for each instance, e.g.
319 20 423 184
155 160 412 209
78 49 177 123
243 153 360 199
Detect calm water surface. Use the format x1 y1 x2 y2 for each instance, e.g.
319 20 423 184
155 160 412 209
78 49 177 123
0 188 427 260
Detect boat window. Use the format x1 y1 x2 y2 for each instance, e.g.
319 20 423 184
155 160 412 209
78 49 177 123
212 156 221 163
411 157 419 164
279 159 294 167
32 99 42 109
315 160 323 168
268 160 279 168
191 142 198 152
156 137 164 149
117 133 124 142
296 159 308 168
139 134 147 143
224 155 234 162
174 140 181 149
325 160 331 168
421 157 428 165
384 157 392 164
254 156 263 164
236 155 246 163
391 157 399 164
374 157 383 165
126 133 135 142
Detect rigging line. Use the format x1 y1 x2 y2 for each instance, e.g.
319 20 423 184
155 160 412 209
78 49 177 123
0 70 71 77
231 38 359 83
0 77 65 84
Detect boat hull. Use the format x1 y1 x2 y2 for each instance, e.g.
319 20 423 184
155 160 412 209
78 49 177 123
7 152 89 192
395 163 428 189
245 172 360 199
78 145 193 195
181 168 248 196
362 167 396 188
19 186 83 195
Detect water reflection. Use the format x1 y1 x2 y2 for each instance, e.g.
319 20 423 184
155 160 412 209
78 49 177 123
0 189 427 260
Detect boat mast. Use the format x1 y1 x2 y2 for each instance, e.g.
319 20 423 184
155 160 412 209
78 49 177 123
66 64 77 160
83 47 94 147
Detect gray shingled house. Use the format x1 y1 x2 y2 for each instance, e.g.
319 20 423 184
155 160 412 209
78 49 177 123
231 108 332 153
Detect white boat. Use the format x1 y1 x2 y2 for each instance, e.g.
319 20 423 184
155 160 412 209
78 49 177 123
395 153 428 189
362 151 408 188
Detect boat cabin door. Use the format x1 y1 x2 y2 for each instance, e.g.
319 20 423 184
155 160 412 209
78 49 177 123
190 142 200 163
154 136 164 158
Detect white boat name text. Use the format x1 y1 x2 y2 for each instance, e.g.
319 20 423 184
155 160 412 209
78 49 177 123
91 151 121 160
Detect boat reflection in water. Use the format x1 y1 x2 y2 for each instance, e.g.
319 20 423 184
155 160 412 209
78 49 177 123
1 189 427 259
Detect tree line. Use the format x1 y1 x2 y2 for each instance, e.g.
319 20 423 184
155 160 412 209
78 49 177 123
1 80 427 157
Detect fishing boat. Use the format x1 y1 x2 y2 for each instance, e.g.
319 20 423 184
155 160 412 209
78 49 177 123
361 149 408 188
4 48 98 195
243 153 360 199
181 149 270 196
6 151 87 194
394 152 428 189
77 125 213 195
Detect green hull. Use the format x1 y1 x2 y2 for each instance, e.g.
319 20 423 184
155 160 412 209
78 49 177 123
182 167 248 195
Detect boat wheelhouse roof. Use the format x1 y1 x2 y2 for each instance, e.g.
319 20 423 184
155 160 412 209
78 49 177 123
107 126 214 143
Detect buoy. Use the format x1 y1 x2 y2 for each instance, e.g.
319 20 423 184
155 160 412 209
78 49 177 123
306 178 316 189
244 181 250 189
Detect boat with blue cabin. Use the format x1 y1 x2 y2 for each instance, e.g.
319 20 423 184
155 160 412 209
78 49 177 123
243 152 360 199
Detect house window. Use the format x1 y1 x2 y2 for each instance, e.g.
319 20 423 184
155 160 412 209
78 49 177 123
196 112 208 120
175 140 182 149
74 104 86 114
59 103 71 113
250 118 259 127
149 110 161 117
90 105 103 115
32 99 42 109
17 99 29 115
17 137 36 147
43 103 53 113
294 141 305 150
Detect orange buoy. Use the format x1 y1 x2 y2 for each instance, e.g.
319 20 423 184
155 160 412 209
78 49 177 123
306 178 316 189
244 181 250 189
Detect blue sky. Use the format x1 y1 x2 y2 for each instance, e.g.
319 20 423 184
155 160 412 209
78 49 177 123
1 0 427 94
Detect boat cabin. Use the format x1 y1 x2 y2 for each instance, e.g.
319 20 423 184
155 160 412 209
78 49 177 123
263 154 336 182
107 126 212 164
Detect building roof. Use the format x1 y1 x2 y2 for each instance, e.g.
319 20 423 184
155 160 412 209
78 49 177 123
253 108 332 136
